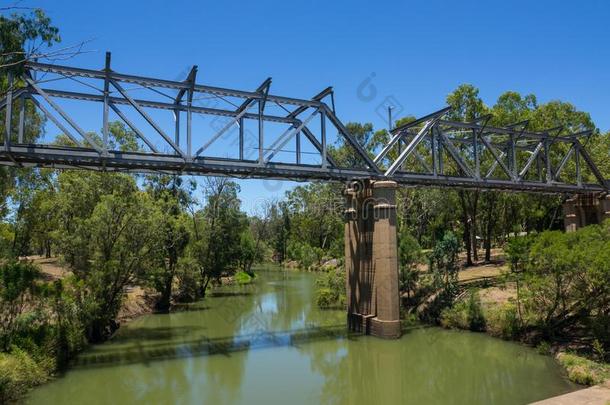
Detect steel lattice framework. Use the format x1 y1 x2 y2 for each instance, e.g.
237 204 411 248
1 53 608 193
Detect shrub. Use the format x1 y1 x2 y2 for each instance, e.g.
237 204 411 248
486 303 520 339
286 241 320 270
315 267 345 309
440 301 469 330
234 271 253 285
0 260 41 350
556 352 610 386
440 291 486 332
592 339 606 363
467 291 486 331
0 347 51 403
315 287 334 309
537 341 552 355
523 221 610 337
398 232 422 300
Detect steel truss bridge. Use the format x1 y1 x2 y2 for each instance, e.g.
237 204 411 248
1 53 608 194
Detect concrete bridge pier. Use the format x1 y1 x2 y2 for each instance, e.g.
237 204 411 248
344 180 401 339
563 193 610 232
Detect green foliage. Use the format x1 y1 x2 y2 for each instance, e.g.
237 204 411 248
523 221 610 340
328 122 381 168
429 231 460 294
237 230 261 277
174 256 200 303
446 84 488 121
285 183 342 255
440 291 485 332
48 278 87 367
80 191 158 341
234 271 253 285
287 240 322 270
0 347 51 403
485 303 520 339
440 300 469 330
505 235 534 274
592 339 606 363
398 231 422 298
186 178 247 297
315 267 346 309
399 231 423 269
0 8 60 74
537 341 552 355
556 352 610 386
50 173 161 341
145 176 191 312
466 291 486 331
0 260 40 350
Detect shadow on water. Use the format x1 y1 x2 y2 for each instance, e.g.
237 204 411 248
72 323 360 370
209 291 254 298
108 325 208 342
170 304 211 312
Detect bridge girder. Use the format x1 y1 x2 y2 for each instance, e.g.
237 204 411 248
1 53 607 194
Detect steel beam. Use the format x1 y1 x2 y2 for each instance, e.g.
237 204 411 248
0 59 604 194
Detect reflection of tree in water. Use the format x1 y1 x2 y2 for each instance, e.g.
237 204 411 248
299 326 575 405
63 278 265 404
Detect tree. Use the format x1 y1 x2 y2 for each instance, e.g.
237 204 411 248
446 85 488 265
268 201 290 263
429 231 460 298
237 230 260 277
329 122 385 168
398 230 422 299
145 176 191 312
0 8 60 72
1 9 59 228
524 222 610 341
0 260 40 350
51 171 158 342
78 191 158 342
505 235 534 324
188 178 246 297
285 183 342 257
422 231 461 322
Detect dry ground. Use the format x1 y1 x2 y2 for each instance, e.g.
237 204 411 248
25 255 155 323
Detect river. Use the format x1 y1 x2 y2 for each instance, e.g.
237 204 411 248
27 266 578 405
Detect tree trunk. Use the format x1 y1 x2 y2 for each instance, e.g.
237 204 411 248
484 194 496 262
156 273 173 312
459 191 473 267
471 191 479 262
199 275 211 298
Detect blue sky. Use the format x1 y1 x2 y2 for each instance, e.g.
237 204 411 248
26 0 610 211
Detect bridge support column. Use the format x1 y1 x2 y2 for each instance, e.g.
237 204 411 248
345 180 401 339
563 193 610 232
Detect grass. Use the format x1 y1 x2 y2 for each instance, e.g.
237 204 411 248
0 348 53 403
556 352 610 386
234 271 254 285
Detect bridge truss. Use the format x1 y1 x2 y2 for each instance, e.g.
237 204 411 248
1 53 607 193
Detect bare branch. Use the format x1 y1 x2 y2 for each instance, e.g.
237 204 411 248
0 39 96 69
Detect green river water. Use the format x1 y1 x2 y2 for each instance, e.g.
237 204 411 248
26 267 578 405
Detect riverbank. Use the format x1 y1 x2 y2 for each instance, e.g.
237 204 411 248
26 269 578 405
0 257 160 403
305 246 610 395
